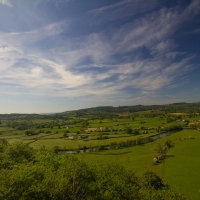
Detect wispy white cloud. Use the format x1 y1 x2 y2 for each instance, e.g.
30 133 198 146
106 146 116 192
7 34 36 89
88 0 161 25
0 0 198 104
183 0 200 16
0 20 67 47
0 0 12 7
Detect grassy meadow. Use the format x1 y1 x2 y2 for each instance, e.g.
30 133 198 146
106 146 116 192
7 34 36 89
164 135 200 199
0 107 200 199
77 130 200 199
0 116 170 149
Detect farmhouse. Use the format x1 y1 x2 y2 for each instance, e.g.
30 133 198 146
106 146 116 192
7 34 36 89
78 135 88 139
68 136 76 139
64 125 73 129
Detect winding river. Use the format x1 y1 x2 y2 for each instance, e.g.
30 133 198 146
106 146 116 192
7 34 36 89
57 131 174 154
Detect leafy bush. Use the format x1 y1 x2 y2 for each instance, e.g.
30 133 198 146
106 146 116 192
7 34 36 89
0 143 187 200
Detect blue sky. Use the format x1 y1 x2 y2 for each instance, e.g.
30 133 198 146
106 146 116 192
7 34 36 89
0 0 200 113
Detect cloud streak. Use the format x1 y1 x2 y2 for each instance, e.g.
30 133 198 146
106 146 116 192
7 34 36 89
0 0 199 104
0 0 12 7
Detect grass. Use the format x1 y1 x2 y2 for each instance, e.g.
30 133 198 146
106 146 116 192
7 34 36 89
77 130 200 198
164 137 200 200
0 112 200 200
28 133 153 149
1 115 200 199
78 145 154 175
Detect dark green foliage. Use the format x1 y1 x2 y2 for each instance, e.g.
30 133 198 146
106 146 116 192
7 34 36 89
133 129 140 135
59 102 200 119
93 164 140 200
0 103 198 199
164 124 183 131
0 142 34 170
164 139 174 148
155 143 168 156
136 137 142 145
45 130 51 134
167 117 174 123
0 138 8 146
63 129 70 137
25 130 38 136
141 170 167 190
0 102 200 124
125 127 133 134
25 130 32 135
154 140 174 165
81 120 89 128
0 143 187 200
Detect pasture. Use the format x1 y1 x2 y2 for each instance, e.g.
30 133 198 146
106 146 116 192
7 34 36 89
164 136 200 200
0 115 169 149
78 130 200 199
0 110 200 199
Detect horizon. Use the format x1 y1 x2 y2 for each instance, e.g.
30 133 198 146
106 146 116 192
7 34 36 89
0 0 200 113
1 101 199 114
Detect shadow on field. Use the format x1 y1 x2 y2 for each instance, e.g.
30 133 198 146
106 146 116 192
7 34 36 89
26 139 37 145
165 154 175 158
90 151 132 155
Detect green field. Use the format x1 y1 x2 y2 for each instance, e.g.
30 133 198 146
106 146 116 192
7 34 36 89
78 130 200 199
1 107 200 199
164 137 200 199
3 132 154 149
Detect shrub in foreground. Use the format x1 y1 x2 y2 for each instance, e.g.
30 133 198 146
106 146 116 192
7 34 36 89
0 143 187 200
